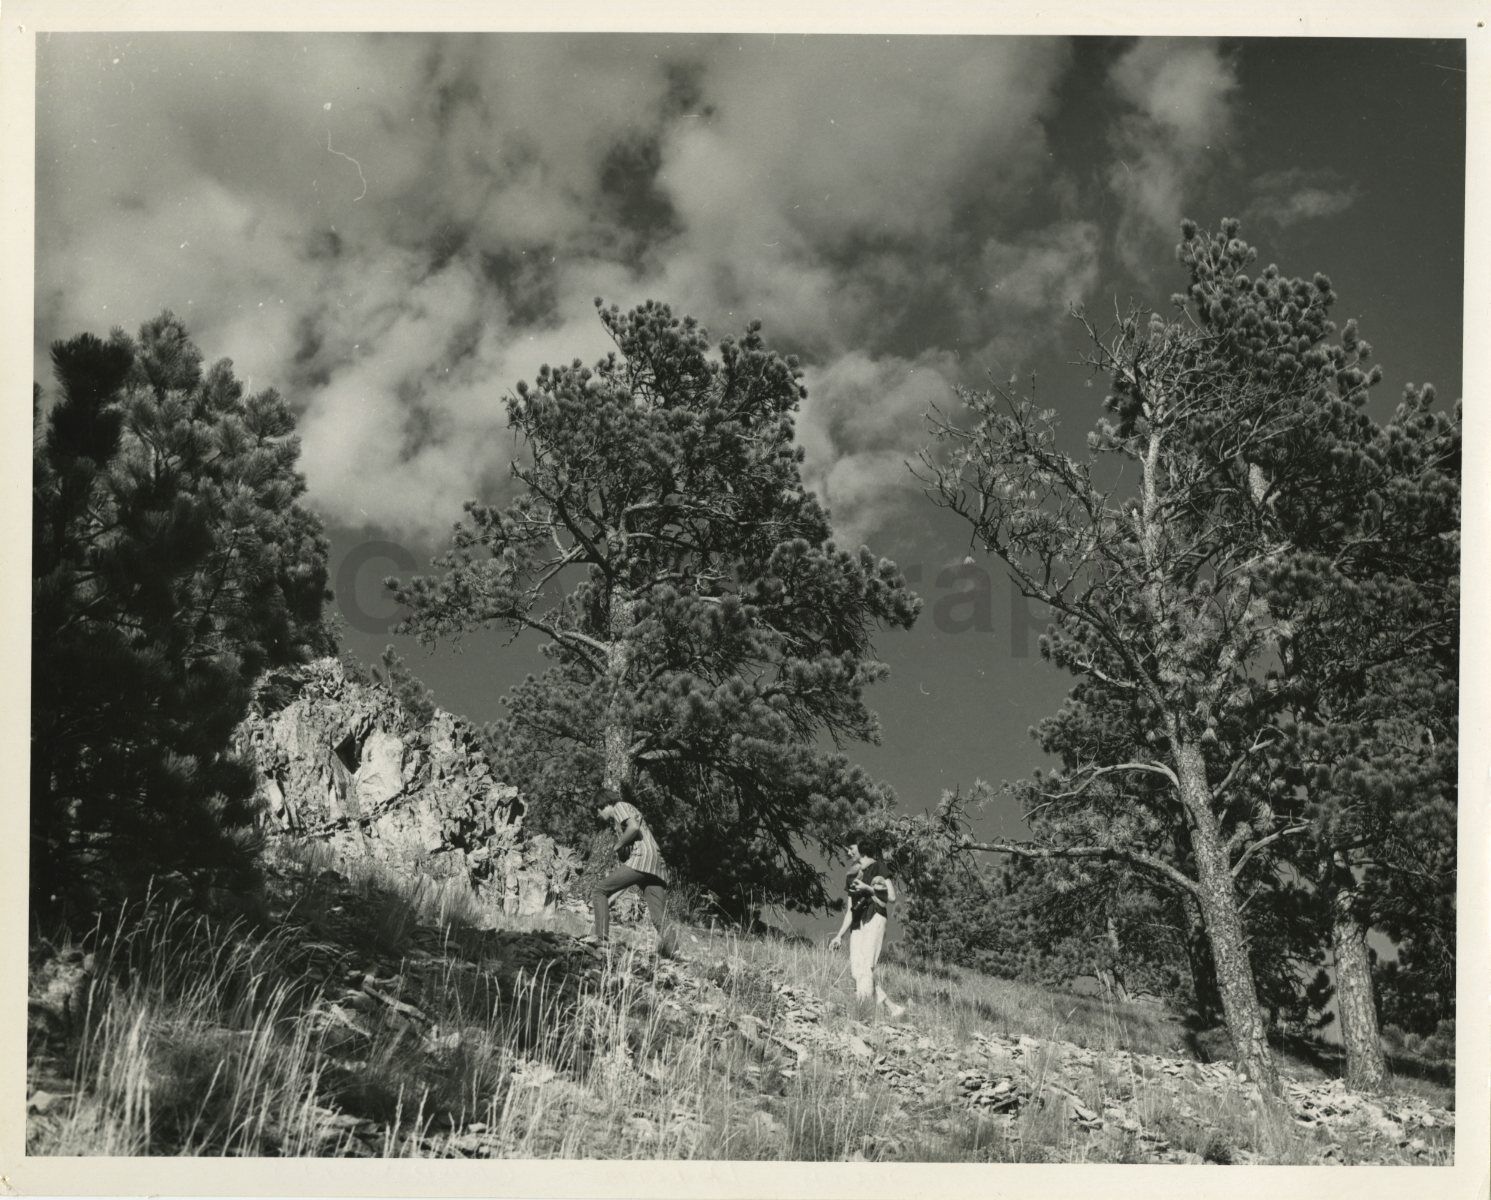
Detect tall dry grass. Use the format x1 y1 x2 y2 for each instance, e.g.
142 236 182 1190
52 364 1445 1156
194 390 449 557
27 858 1453 1164
30 865 876 1158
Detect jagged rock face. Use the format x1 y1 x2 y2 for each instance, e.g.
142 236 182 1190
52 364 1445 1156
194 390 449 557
236 658 583 917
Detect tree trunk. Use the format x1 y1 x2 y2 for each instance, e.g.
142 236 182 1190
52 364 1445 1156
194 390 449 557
1182 894 1223 1024
602 592 635 791
1097 914 1130 1003
1330 876 1387 1093
1175 742 1279 1092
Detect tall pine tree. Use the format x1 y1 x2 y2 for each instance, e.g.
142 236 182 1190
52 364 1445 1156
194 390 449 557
33 314 332 918
1175 226 1460 1090
391 301 919 914
916 219 1458 1093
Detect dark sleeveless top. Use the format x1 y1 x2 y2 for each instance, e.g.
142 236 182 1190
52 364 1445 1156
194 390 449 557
847 858 889 927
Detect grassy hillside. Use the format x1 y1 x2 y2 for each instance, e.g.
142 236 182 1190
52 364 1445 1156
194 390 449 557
26 849 1454 1164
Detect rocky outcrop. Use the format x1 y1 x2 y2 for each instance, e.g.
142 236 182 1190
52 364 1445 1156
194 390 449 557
236 658 583 917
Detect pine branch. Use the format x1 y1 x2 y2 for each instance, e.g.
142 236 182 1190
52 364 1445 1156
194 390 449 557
1230 824 1312 879
959 835 1200 899
1038 760 1181 800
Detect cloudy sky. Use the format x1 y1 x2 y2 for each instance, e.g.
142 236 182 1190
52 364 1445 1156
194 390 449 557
34 33 1466 840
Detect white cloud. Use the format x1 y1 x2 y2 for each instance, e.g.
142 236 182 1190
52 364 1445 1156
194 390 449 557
645 37 1073 361
1247 168 1360 229
796 351 960 548
1105 39 1238 270
818 450 923 553
35 33 1105 548
979 222 1100 316
676 37 1071 247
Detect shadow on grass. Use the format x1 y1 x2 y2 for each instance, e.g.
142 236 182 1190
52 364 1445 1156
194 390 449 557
1178 1019 1455 1093
1383 1049 1454 1088
76 864 625 1148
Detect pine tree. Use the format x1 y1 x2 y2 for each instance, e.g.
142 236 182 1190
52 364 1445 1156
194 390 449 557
1175 227 1460 1090
921 331 1283 1086
391 300 919 913
917 227 1331 1090
899 837 1199 1007
916 220 1458 1093
32 314 332 918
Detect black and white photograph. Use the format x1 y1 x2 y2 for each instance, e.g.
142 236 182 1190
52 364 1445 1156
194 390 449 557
6 2 1486 1195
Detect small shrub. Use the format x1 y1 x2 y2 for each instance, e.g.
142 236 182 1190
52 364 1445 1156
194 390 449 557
1202 1132 1235 1164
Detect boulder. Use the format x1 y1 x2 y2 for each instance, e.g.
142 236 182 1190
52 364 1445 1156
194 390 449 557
236 658 583 916
354 728 408 810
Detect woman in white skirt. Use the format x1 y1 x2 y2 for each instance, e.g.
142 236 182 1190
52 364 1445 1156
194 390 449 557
829 833 907 1020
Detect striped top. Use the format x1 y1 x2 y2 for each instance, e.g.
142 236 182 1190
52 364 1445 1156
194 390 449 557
606 800 669 882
